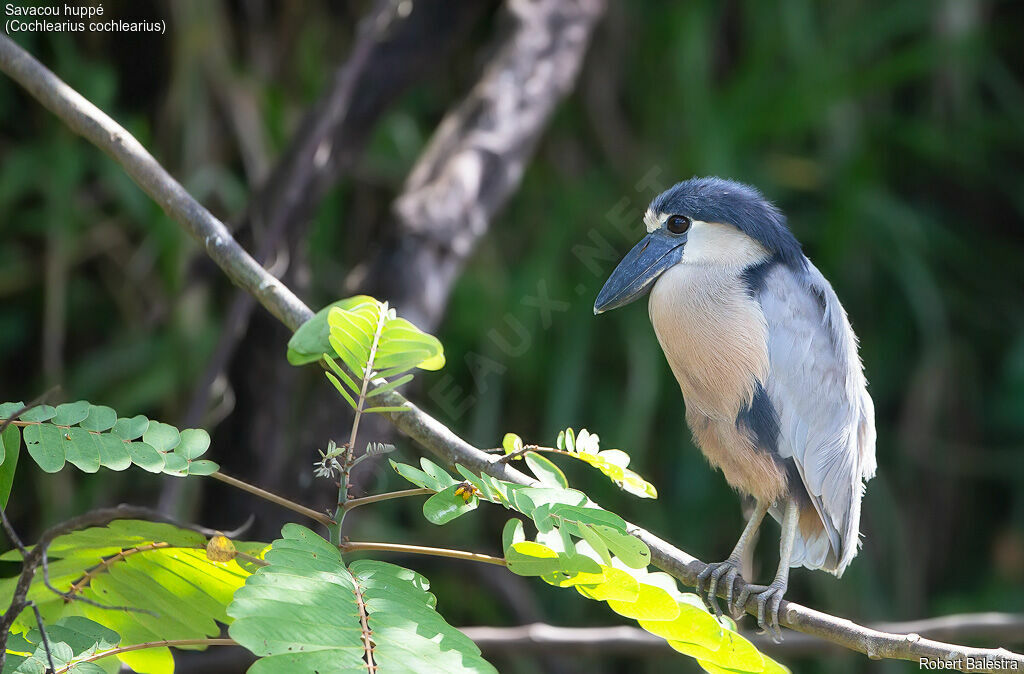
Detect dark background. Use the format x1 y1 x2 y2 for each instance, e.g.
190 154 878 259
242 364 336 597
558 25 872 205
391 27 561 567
1 1 1022 672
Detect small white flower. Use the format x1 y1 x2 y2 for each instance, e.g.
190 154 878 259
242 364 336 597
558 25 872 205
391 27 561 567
313 440 344 479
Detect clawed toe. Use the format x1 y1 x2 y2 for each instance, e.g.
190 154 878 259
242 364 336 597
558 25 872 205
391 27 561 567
751 582 788 642
696 560 746 618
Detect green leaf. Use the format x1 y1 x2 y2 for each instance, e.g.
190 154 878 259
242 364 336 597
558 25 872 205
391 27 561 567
577 524 613 566
64 427 101 473
606 582 680 621
377 316 445 371
126 442 164 472
325 371 359 410
367 373 414 397
19 406 55 423
176 428 211 459
142 421 179 453
557 433 659 499
547 504 628 533
1 401 217 477
187 460 219 476
538 552 604 588
502 518 525 552
0 401 25 419
390 459 446 492
18 615 122 673
420 458 457 490
95 434 130 471
505 541 565 577
0 425 20 508
286 296 377 366
0 521 259 671
423 484 479 525
80 406 117 433
22 423 65 473
51 401 91 426
502 433 523 455
668 629 767 672
162 453 189 475
228 525 495 673
575 566 640 602
111 415 149 441
639 603 725 651
324 354 360 393
524 452 568 488
591 524 651 569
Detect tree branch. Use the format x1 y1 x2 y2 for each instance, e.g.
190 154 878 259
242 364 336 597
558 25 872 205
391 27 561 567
172 0 494 437
351 0 607 330
0 35 310 332
459 615 1024 658
3 32 1022 673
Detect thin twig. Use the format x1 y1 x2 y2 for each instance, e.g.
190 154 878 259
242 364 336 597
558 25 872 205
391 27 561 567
28 602 55 673
209 471 333 527
329 301 389 545
51 638 238 674
340 541 507 567
495 446 536 464
233 551 268 568
174 0 397 434
343 488 434 512
4 32 1023 672
40 546 156 615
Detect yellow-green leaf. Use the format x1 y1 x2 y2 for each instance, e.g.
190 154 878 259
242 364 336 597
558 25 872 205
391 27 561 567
606 582 680 621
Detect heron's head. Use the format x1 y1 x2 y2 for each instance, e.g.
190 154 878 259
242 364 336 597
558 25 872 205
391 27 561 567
593 177 803 314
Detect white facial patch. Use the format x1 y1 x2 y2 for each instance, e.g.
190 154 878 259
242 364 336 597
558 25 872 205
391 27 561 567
681 220 771 267
644 209 668 233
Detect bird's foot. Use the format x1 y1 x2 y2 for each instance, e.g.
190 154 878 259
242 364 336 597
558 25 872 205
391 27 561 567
696 558 747 618
749 579 788 642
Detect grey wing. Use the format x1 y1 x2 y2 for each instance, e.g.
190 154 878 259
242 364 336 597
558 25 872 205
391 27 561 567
758 260 876 575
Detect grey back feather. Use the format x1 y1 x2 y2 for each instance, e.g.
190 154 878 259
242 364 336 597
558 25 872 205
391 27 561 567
757 259 876 576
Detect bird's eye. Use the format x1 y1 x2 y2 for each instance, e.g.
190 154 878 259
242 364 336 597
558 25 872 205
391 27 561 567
666 215 691 234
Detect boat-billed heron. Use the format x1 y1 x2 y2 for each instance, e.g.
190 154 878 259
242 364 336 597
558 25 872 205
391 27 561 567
594 177 876 638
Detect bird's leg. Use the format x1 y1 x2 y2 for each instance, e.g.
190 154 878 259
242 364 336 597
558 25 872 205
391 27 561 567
747 498 799 642
696 500 768 618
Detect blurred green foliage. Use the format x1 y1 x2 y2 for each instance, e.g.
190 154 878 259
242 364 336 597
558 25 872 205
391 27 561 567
1 1 1022 672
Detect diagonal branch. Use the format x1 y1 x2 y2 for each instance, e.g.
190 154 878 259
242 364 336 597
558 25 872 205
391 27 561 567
177 0 493 431
3 32 1022 673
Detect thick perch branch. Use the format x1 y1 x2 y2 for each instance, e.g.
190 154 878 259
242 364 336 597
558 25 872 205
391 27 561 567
2 33 1021 673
